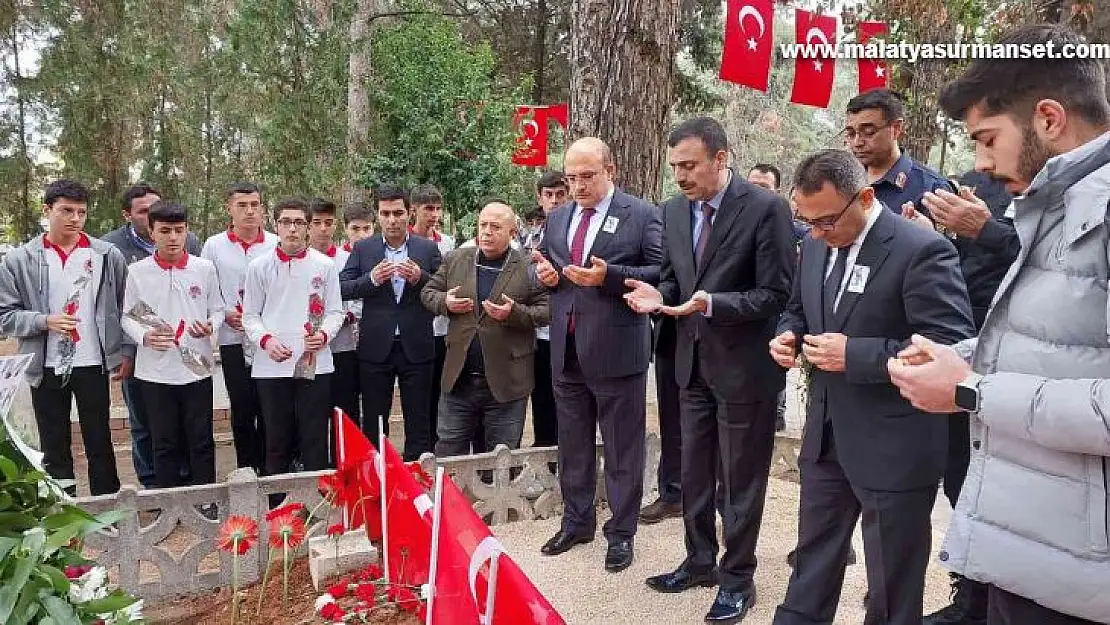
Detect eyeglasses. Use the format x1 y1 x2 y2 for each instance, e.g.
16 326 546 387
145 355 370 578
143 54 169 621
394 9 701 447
276 218 308 229
792 189 861 231
840 120 898 142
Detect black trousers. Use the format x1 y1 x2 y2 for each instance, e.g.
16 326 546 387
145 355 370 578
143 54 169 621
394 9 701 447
680 354 776 589
360 340 434 461
30 366 120 496
332 350 361 423
256 375 331 475
430 336 447 448
654 346 683 505
774 422 937 625
435 374 527 458
988 585 1101 625
531 338 558 447
137 377 216 489
553 335 646 542
220 345 265 473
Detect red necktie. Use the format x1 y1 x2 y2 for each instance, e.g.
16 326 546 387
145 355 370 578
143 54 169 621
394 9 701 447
568 208 596 334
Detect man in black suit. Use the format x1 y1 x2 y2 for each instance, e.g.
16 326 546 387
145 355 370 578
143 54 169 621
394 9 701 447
340 184 442 460
768 150 975 625
533 137 663 573
625 117 796 623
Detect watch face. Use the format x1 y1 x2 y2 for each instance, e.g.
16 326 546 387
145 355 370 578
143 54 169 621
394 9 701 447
955 383 977 412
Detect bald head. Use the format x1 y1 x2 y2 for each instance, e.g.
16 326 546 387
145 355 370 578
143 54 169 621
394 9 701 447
565 137 616 209
477 201 517 258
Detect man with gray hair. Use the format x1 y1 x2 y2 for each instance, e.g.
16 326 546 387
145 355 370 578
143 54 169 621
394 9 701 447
769 149 974 624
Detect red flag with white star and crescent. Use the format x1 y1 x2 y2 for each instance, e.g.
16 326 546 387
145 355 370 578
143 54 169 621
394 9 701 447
858 21 890 93
718 0 775 91
512 106 550 167
789 9 839 108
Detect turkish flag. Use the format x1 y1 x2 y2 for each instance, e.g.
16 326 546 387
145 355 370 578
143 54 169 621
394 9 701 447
548 103 569 129
789 9 839 108
857 21 889 92
380 439 434 587
331 409 380 534
431 476 565 624
512 106 550 167
719 0 775 91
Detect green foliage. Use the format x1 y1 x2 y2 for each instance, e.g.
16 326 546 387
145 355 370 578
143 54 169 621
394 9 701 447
356 13 532 239
0 416 141 624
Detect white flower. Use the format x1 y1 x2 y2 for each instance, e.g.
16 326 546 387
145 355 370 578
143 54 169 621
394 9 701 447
315 593 336 613
68 567 110 604
122 598 144 622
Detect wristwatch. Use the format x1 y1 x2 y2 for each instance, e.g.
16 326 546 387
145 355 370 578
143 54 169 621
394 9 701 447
955 372 984 413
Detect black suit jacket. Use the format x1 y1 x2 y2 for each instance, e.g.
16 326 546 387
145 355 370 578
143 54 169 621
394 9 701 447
340 234 442 364
658 174 796 401
540 189 663 379
777 207 976 491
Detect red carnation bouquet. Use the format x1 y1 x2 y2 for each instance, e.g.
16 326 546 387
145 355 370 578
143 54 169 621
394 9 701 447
294 292 326 380
55 274 91 385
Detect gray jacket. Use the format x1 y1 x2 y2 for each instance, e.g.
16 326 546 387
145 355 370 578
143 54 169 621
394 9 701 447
100 224 201 264
944 132 1110 622
0 235 132 387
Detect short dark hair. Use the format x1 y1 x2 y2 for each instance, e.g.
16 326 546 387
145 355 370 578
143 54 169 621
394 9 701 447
410 184 443 207
525 207 546 222
272 196 309 220
43 179 89 207
667 116 729 155
749 164 782 189
148 200 188 227
375 184 409 210
309 197 338 218
343 202 374 223
536 170 568 193
846 88 905 122
225 182 262 202
939 24 1110 125
122 183 162 212
792 149 868 199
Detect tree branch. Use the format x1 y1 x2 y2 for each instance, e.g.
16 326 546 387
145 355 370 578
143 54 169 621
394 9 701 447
368 9 476 24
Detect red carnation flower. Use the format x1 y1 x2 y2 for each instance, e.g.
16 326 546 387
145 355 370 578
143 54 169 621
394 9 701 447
216 515 259 555
355 582 377 605
327 580 348 599
64 564 93 579
320 602 346 621
327 523 344 538
361 564 384 581
309 293 325 317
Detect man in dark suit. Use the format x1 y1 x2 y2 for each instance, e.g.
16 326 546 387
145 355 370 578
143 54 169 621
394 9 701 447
533 137 663 573
421 201 550 456
340 184 442 460
768 150 975 625
625 117 796 623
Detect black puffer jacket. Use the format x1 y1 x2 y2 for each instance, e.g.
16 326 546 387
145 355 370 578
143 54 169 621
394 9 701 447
954 170 1019 329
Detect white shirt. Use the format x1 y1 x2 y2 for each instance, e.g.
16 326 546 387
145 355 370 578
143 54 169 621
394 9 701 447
241 247 344 379
329 245 361 354
200 229 279 346
121 254 225 385
43 235 103 370
566 185 615 263
825 201 884 312
428 233 456 337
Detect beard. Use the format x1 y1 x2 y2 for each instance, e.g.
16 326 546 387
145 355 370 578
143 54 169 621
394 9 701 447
1016 125 1057 187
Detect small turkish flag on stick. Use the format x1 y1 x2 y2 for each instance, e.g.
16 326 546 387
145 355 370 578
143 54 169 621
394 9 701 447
789 9 839 108
719 0 775 91
512 106 550 167
858 21 890 93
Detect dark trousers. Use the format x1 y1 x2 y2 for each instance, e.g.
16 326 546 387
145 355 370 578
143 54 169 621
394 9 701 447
220 345 265 473
680 355 776 589
332 350 361 422
137 377 216 489
654 347 682 505
774 422 937 625
360 340 434 461
122 375 156 488
988 585 1101 625
30 366 120 496
256 375 331 475
554 335 646 542
531 338 558 447
430 335 447 447
435 374 527 458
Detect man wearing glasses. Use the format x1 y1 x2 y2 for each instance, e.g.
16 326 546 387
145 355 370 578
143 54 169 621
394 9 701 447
844 89 954 220
769 150 974 625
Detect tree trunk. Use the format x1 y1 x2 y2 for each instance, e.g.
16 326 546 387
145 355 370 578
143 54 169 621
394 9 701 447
9 18 34 242
569 0 680 202
532 0 548 103
345 0 387 206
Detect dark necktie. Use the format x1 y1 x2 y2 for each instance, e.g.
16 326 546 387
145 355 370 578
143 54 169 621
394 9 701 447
695 202 715 268
823 247 849 323
568 208 596 334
